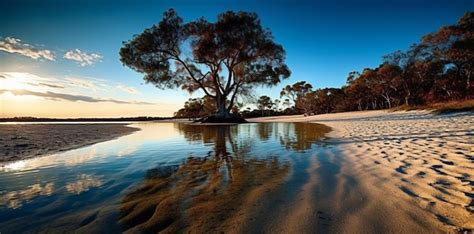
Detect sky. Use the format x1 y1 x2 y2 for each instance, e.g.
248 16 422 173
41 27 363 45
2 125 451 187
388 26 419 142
0 0 472 118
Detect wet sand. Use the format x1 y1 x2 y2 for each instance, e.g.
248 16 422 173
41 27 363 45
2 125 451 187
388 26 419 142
251 110 474 232
0 124 138 164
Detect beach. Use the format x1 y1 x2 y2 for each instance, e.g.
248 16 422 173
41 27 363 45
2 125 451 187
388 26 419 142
0 124 138 164
250 110 474 232
0 111 472 232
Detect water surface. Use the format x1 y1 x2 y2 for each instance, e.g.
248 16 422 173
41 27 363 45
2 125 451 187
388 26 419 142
0 122 333 233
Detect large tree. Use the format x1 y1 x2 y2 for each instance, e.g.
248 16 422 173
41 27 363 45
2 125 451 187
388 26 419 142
120 9 290 121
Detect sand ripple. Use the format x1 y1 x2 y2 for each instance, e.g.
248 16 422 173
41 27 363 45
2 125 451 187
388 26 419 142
252 110 474 232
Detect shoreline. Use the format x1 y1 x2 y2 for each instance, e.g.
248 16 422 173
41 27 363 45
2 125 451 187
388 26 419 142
0 124 139 166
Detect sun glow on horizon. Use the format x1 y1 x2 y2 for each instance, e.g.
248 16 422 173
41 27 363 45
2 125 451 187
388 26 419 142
0 72 181 118
0 72 44 92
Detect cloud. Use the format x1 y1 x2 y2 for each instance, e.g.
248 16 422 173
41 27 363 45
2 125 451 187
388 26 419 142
64 49 102 66
0 37 55 61
36 82 65 89
117 84 140 94
1 89 155 105
66 76 106 91
0 72 65 91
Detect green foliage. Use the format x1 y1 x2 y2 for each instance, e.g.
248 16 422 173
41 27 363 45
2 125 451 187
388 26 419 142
282 11 473 115
120 9 290 117
257 95 273 110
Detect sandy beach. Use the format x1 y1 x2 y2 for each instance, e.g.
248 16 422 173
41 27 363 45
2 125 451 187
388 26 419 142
0 124 138 164
250 110 474 232
0 112 472 232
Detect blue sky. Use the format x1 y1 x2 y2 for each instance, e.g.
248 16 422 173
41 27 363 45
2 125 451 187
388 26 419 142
0 0 472 117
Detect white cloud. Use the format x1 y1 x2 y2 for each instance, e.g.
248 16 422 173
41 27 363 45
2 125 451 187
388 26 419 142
0 37 55 61
117 84 140 94
64 49 102 66
66 76 106 91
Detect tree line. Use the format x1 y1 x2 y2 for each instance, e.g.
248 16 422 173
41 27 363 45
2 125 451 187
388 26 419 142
174 12 472 119
262 12 473 115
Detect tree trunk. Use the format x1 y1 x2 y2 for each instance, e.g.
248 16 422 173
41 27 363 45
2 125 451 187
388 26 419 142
198 94 246 123
466 70 471 99
382 93 391 109
216 96 230 118
405 90 411 106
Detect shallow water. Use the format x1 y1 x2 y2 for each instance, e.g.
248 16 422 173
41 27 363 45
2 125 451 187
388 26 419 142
0 122 333 233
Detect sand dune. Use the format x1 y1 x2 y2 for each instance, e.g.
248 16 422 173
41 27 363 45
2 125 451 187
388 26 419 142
251 110 474 232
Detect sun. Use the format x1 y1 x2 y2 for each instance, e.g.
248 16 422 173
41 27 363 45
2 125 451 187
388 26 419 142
0 72 41 91
1 78 29 90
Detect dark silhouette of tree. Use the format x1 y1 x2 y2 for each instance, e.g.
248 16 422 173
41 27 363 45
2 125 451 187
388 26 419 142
120 9 290 121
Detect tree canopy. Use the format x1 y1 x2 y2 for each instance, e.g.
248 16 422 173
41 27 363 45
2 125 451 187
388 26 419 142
120 9 290 121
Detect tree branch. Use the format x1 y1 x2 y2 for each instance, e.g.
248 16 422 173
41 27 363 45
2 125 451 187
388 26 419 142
174 55 215 98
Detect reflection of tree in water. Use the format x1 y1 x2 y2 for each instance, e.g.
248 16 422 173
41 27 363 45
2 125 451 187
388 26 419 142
119 123 290 233
257 123 273 141
175 124 239 160
255 122 330 152
177 122 330 153
279 122 330 152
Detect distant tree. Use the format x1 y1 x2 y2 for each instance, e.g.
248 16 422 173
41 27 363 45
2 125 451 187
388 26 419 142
345 70 372 110
357 68 381 109
299 91 317 114
174 98 204 120
280 81 313 113
422 12 473 99
384 44 443 106
375 63 403 108
274 99 281 111
307 88 346 114
257 95 273 116
282 98 291 109
120 9 290 121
